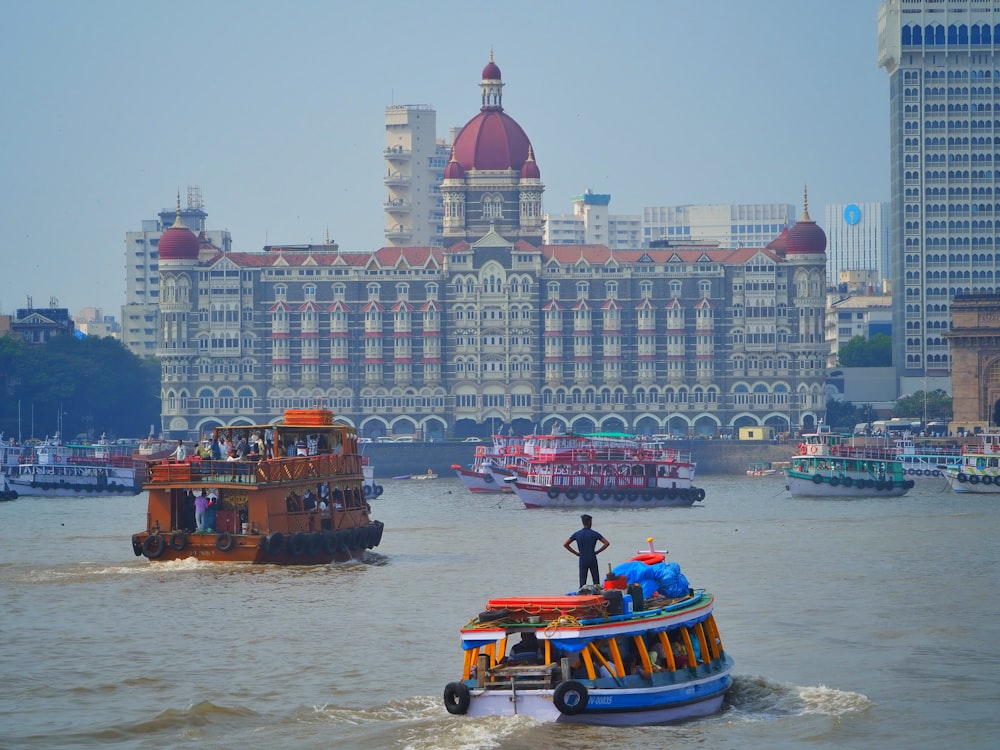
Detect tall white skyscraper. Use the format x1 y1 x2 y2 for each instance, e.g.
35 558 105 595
824 201 890 286
383 105 450 246
878 0 1000 385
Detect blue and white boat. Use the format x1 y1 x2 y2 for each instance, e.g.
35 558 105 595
443 539 733 725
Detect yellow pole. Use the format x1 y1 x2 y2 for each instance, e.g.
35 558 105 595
658 630 676 671
608 637 623 678
581 645 597 680
634 635 652 672
694 622 710 665
680 627 696 669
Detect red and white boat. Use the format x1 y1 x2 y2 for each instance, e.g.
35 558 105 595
505 434 704 509
452 434 529 493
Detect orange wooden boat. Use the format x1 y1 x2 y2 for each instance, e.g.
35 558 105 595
130 409 384 564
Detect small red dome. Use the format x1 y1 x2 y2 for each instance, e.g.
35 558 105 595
444 152 465 180
785 219 827 255
453 110 532 172
520 147 540 179
158 217 200 260
482 60 501 80
767 226 789 256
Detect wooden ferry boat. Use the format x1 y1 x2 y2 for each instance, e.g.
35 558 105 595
443 538 733 725
939 431 1000 493
130 408 384 563
785 429 914 498
505 433 704 508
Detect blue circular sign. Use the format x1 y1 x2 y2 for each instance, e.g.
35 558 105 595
844 204 861 225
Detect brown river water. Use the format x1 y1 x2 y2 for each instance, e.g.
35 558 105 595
0 474 996 749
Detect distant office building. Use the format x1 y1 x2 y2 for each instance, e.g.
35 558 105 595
824 292 893 367
823 202 890 287
878 0 1000 387
121 187 231 356
544 190 642 248
383 105 451 247
642 203 794 248
74 307 120 339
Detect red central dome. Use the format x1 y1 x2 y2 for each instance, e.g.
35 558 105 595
159 215 200 260
452 110 532 172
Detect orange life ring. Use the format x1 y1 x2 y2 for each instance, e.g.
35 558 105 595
630 552 666 565
797 443 807 454
807 444 821 456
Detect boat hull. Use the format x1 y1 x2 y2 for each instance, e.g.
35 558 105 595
451 465 510 493
6 469 140 497
509 481 703 508
463 665 733 725
785 472 909 497
131 522 384 565
941 468 1000 493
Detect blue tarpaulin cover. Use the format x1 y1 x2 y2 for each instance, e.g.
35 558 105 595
612 560 690 598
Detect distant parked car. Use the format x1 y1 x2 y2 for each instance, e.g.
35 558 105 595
394 436 415 443
462 437 482 443
358 437 373 444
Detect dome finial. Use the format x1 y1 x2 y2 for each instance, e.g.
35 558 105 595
171 190 184 228
489 47 494 64
802 184 811 222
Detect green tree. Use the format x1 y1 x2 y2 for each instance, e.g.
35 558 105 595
0 332 160 440
838 334 892 367
893 390 952 422
824 398 860 430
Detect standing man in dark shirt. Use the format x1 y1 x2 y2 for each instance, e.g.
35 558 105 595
564 514 610 588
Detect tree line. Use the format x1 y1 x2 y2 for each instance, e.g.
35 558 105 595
0 334 161 442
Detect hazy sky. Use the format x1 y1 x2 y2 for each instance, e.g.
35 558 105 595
1 0 887 317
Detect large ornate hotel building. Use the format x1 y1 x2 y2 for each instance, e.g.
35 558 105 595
155 57 830 441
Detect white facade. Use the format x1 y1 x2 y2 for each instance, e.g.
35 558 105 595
878 0 1000 381
383 105 450 246
824 201 890 286
643 203 794 248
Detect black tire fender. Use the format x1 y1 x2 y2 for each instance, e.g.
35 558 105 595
957 473 968 483
216 532 235 552
483 473 494 483
265 531 285 555
547 487 560 499
288 532 307 556
812 474 823 484
553 680 589 715
694 487 706 502
169 532 187 551
142 534 165 559
131 534 143 557
443 681 471 715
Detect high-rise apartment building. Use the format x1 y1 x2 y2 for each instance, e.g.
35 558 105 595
383 105 450 246
643 203 794 248
878 0 1000 389
544 190 643 248
121 187 231 356
824 201 891 287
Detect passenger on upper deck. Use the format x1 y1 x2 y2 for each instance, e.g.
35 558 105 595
169 440 187 463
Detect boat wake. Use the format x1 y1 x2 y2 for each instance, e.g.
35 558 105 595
724 674 872 719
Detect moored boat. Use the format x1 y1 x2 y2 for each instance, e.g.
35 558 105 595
4 434 141 497
939 431 1000 493
506 433 703 508
130 408 384 563
784 429 913 498
443 538 733 725
451 434 527 493
746 461 777 477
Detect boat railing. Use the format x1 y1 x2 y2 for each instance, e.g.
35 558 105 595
146 453 363 486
